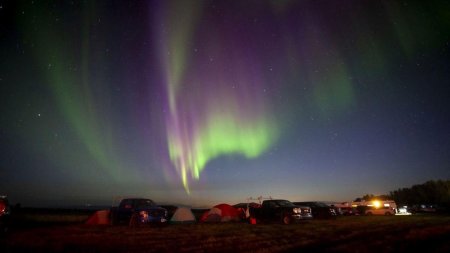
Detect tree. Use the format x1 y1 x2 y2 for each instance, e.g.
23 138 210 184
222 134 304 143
389 180 450 208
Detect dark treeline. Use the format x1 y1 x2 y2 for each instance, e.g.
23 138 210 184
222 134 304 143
389 180 450 207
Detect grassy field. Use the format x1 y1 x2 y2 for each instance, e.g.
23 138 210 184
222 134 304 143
3 214 450 252
7 207 95 226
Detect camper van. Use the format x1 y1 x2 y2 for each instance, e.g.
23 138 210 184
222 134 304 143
352 200 397 216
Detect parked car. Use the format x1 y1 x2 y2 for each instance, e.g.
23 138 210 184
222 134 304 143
0 196 11 233
365 206 396 216
396 206 412 215
293 201 337 219
249 199 304 224
296 205 313 220
110 198 168 226
339 206 359 216
410 204 437 214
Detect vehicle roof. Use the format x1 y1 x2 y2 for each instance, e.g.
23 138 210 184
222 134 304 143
293 201 329 207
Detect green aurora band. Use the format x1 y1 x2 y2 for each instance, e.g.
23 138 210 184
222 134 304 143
159 3 279 193
18 3 127 181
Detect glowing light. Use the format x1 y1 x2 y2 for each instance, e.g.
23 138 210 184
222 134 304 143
372 200 381 208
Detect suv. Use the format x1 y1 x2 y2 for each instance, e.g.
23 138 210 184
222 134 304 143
0 196 11 233
110 198 168 226
293 201 337 219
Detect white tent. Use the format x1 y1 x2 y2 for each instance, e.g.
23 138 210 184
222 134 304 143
170 207 196 223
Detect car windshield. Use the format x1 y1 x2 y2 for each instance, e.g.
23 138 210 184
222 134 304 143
135 199 156 208
314 202 329 207
295 202 328 208
274 200 295 207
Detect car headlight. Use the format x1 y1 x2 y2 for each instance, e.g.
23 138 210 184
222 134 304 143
293 208 301 214
139 211 149 218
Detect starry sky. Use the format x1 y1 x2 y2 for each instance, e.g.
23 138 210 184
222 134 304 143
1 0 449 208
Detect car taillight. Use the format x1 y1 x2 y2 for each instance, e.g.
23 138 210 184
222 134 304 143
0 202 5 215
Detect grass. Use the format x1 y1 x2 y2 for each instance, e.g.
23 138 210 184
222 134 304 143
9 207 94 226
3 214 450 252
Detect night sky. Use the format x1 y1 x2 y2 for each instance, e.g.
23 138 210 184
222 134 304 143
1 0 449 208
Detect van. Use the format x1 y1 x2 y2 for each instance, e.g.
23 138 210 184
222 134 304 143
365 205 396 216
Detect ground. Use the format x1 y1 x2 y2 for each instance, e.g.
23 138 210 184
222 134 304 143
2 214 450 252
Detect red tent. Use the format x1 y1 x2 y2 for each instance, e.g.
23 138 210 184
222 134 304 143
85 210 110 225
200 204 240 222
214 204 240 218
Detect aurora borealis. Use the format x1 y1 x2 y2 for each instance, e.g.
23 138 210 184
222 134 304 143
1 0 449 207
158 1 279 192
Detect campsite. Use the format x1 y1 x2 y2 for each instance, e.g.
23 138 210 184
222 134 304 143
2 206 450 252
2 1 450 252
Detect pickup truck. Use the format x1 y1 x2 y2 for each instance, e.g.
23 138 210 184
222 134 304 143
249 199 307 224
110 198 168 226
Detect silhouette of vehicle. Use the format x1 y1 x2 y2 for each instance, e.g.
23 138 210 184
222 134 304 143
249 199 305 224
365 205 396 215
293 201 337 219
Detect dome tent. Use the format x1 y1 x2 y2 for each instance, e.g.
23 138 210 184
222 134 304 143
200 203 241 222
170 207 196 223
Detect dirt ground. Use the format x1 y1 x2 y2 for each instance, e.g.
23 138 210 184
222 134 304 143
2 215 450 252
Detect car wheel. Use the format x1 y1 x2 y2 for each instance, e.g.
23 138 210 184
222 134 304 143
282 214 292 225
385 212 392 216
366 212 373 216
